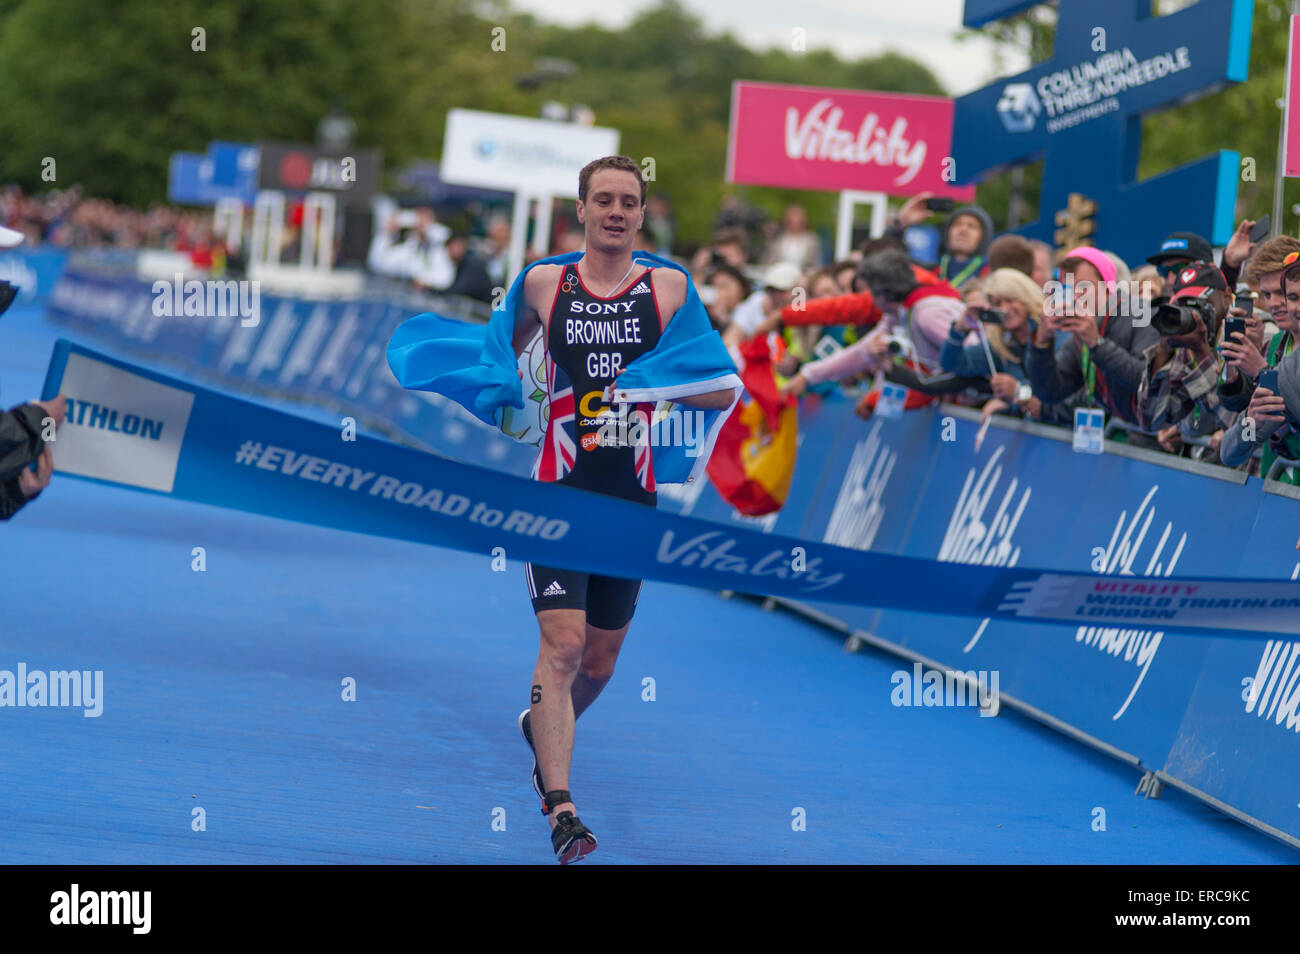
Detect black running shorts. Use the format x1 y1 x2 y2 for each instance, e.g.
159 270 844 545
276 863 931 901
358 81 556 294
525 562 644 630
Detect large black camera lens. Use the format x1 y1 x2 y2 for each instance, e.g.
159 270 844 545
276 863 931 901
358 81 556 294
1153 298 1213 337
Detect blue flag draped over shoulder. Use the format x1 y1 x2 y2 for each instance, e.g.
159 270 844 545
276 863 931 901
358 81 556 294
386 249 742 484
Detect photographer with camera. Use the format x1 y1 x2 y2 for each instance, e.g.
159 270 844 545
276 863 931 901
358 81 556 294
885 193 992 285
1220 250 1300 481
1135 262 1238 446
1026 246 1157 432
1218 238 1300 413
780 250 984 417
367 207 455 290
938 268 1063 422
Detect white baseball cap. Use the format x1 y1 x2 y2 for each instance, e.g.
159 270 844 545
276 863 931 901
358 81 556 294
0 224 24 248
763 261 802 291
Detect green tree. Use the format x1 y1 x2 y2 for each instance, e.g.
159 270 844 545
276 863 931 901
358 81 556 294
0 0 951 250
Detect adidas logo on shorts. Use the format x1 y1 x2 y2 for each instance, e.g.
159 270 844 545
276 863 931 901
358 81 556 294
543 581 566 597
628 281 651 295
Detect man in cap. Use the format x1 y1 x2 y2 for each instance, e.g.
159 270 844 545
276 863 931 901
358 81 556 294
1145 230 1214 282
886 193 993 286
722 260 801 349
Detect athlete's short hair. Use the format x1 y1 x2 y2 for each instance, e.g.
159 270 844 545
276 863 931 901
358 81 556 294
1245 236 1300 284
578 156 646 206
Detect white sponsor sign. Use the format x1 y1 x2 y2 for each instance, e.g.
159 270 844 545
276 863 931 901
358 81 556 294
997 574 1300 635
54 353 195 492
441 109 620 196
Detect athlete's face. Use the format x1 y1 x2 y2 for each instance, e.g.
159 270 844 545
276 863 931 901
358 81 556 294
578 170 644 253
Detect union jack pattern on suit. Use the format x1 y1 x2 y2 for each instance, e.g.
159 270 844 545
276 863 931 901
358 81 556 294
534 354 576 481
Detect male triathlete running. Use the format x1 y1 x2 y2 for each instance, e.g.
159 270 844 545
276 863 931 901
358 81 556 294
510 155 736 863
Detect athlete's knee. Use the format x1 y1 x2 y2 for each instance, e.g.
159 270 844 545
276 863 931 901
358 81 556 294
539 625 585 675
579 657 616 683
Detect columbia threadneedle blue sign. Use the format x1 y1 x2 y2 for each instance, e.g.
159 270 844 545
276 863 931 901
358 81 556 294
953 0 1254 265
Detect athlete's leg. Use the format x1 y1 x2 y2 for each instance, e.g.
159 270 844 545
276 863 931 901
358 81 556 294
572 577 642 717
531 607 586 825
572 620 630 718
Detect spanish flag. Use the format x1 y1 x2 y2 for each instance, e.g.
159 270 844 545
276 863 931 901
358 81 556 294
706 335 798 516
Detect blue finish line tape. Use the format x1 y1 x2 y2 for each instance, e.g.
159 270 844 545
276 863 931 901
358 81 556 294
41 340 1300 639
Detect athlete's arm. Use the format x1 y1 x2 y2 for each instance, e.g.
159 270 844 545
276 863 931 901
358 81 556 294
513 265 561 357
650 268 739 409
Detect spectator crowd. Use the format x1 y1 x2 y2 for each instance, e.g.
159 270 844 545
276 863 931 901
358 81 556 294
8 178 1300 482
686 192 1300 484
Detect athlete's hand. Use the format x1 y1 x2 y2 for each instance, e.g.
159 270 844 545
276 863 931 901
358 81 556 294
603 367 625 402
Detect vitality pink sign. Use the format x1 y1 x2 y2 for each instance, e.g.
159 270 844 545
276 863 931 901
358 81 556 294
1285 16 1300 178
726 81 975 199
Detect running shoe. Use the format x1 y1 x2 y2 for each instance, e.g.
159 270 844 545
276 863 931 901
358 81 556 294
517 708 545 801
550 809 598 865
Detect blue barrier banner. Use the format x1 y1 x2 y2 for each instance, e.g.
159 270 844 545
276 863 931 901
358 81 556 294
869 413 1264 762
794 400 944 637
0 247 68 304
1158 487 1300 839
40 340 1300 641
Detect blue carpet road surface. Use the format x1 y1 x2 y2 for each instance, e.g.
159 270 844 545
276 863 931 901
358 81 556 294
1 301 1293 863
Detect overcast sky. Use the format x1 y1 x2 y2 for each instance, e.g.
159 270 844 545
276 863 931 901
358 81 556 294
511 0 1031 97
